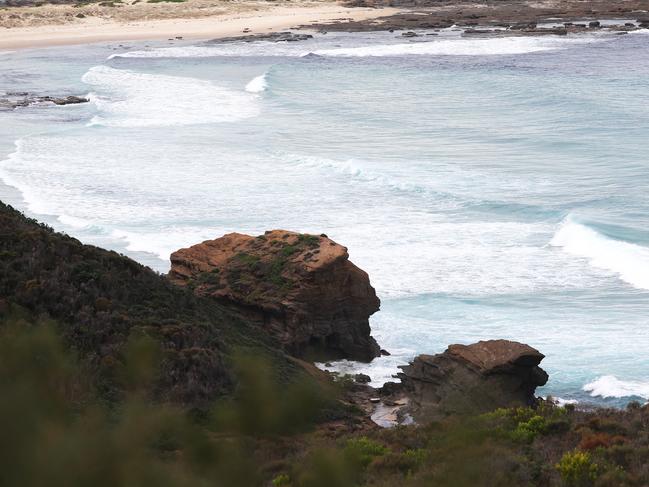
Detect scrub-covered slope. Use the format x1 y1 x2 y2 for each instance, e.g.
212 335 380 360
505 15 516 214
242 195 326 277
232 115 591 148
0 201 307 405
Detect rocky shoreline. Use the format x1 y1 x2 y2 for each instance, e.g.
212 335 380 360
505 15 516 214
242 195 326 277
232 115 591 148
164 230 565 429
4 201 649 485
305 0 649 35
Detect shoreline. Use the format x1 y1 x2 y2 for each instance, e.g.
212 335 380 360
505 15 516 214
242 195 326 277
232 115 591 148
0 3 397 50
2 0 646 51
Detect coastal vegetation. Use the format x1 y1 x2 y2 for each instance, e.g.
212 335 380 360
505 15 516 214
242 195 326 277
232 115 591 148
3 201 649 486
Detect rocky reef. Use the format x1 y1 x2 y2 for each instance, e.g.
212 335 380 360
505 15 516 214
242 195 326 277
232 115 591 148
0 92 88 110
169 230 381 362
396 339 548 422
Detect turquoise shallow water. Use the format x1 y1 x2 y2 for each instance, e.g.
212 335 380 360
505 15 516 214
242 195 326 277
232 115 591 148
2 29 649 406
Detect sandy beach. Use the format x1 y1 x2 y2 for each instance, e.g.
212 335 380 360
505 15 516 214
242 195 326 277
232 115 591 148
0 1 396 50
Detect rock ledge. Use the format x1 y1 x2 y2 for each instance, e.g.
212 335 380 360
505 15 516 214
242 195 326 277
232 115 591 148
398 339 548 421
169 230 381 361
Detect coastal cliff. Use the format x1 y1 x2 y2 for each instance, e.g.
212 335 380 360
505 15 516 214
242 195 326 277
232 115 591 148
168 230 381 362
3 201 649 486
397 340 549 421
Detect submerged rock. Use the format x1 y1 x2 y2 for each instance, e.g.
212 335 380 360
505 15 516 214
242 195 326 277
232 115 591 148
208 31 314 44
169 230 381 361
0 93 88 110
399 339 548 421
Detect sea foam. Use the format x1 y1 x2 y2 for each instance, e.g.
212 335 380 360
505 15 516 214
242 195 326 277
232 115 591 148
550 216 649 290
81 65 259 127
312 36 598 57
109 34 599 60
584 375 649 400
245 72 268 93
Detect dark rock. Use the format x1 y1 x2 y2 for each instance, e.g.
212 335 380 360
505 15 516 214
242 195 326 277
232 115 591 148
510 22 537 30
401 31 418 37
49 95 88 105
588 20 601 28
75 12 85 18
208 31 313 44
354 373 372 384
464 28 495 34
399 340 548 422
380 349 391 356
169 230 381 362
0 93 89 110
379 381 403 396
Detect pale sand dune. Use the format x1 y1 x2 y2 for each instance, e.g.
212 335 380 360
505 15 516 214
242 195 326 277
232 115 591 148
0 2 396 50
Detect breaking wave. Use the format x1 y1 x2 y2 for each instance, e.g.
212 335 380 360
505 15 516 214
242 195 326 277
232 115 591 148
584 375 649 400
245 72 268 93
312 36 599 57
109 34 600 60
81 65 259 127
550 216 649 290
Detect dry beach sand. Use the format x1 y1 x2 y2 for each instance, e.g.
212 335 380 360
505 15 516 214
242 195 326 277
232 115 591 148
0 0 396 49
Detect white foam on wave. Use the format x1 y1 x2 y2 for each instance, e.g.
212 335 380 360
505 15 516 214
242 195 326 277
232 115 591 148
312 36 598 57
109 34 599 60
584 375 649 400
109 44 300 59
110 227 224 262
0 139 52 216
58 213 93 229
245 72 268 93
81 65 259 127
550 216 649 290
282 153 458 208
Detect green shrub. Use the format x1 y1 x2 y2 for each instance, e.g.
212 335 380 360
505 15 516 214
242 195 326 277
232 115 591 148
273 473 291 486
556 450 599 487
512 415 547 443
344 437 389 468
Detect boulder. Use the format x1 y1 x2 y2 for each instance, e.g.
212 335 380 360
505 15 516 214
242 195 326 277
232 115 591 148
354 373 372 384
169 231 381 361
398 340 548 421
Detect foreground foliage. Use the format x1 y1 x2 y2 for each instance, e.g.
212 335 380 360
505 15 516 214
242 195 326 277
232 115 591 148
3 316 649 487
3 201 649 486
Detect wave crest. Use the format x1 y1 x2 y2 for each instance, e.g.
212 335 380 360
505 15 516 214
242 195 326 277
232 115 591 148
550 216 649 290
312 36 598 57
81 65 259 127
245 72 268 93
584 375 649 399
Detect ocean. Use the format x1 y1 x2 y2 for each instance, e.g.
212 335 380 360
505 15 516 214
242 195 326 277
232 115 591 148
2 28 649 407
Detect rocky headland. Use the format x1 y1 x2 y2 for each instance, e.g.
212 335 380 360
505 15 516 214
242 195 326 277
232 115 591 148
394 340 549 422
168 230 381 362
166 230 555 426
5 202 649 485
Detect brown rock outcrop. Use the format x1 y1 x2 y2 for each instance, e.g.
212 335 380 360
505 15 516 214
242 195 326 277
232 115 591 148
169 230 381 362
398 340 548 421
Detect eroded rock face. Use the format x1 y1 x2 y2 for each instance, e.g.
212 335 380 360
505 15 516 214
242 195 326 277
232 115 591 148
169 230 380 361
398 340 548 421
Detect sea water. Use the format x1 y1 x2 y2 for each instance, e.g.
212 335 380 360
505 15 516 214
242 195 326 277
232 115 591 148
2 28 649 406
